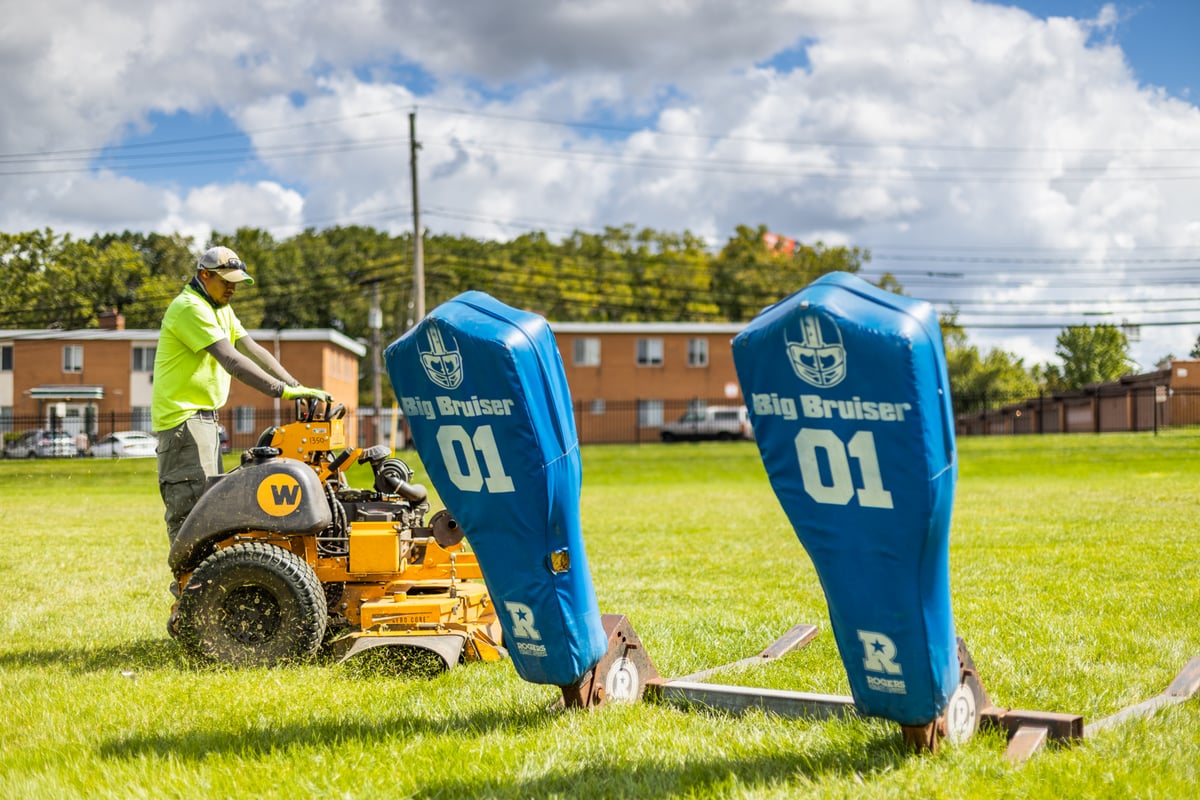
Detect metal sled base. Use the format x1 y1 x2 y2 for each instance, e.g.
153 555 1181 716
655 623 1200 764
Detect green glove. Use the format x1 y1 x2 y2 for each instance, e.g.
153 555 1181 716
282 384 330 401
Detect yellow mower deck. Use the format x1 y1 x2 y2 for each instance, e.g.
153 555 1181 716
169 398 503 670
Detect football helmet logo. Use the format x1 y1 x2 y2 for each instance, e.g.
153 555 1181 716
786 312 846 388
419 325 463 390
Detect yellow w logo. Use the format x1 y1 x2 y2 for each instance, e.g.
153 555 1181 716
257 474 303 517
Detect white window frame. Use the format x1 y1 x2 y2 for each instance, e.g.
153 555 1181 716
687 337 709 367
636 338 663 367
63 345 83 373
132 345 156 372
234 406 258 435
590 398 606 415
637 399 664 428
574 337 601 367
130 406 152 431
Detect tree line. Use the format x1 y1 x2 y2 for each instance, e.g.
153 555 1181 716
0 224 1149 411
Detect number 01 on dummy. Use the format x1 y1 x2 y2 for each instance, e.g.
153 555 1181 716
384 291 606 687
732 272 958 727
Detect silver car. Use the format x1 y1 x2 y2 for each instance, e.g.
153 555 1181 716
4 429 77 458
660 406 754 442
88 431 158 459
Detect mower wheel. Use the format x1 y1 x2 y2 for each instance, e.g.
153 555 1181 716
175 541 327 667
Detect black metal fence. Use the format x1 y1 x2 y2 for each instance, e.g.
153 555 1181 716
366 398 752 447
952 386 1200 435
1 398 751 455
8 388 1200 457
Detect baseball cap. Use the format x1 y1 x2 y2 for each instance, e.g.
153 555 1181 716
197 246 254 285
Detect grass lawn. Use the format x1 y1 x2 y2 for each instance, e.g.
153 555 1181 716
2 432 1199 798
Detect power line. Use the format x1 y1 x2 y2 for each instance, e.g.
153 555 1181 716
420 104 1200 155
0 106 415 160
6 99 1199 187
419 138 1200 184
870 254 1200 265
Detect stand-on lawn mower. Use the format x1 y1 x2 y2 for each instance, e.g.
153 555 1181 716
166 398 503 669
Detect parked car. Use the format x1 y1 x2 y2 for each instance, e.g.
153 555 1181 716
4 429 77 458
660 406 754 442
88 431 158 459
218 424 231 454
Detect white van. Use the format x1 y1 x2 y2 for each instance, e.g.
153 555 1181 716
659 406 753 442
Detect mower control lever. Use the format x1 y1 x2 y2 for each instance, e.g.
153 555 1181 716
328 449 354 474
294 397 346 423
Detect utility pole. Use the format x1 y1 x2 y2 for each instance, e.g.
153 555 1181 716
409 110 424 327
368 278 383 443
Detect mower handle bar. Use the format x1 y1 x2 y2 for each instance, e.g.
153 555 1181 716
295 396 346 422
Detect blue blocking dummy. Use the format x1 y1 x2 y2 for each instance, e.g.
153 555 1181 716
732 272 958 726
384 291 607 686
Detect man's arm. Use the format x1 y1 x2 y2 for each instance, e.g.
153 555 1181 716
234 334 300 386
205 339 288 397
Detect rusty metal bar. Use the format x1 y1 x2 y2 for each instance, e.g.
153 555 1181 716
980 708 1084 742
660 680 857 721
1084 655 1200 735
561 614 663 709
672 623 819 683
1005 725 1050 764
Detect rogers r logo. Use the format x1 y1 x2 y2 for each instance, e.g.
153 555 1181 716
857 630 902 675
418 325 463 390
786 311 846 388
504 601 542 641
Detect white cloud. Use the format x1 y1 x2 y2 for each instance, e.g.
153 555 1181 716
183 181 305 240
0 0 1198 367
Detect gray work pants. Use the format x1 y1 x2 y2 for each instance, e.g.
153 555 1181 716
157 414 223 546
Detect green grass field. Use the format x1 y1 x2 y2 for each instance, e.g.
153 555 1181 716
2 433 1199 799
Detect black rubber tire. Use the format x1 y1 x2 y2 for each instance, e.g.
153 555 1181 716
175 541 327 667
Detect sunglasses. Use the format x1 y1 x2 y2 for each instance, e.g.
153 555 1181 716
203 268 243 286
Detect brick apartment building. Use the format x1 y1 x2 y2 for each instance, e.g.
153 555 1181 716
11 310 1193 448
2 317 751 448
0 313 365 449
551 321 748 443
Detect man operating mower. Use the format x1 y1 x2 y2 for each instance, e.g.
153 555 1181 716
151 245 329 550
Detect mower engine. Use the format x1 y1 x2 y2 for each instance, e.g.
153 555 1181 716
166 398 503 669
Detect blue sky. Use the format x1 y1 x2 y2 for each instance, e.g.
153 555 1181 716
1013 0 1197 98
77 1 1200 193
2 0 1199 369
31 1 1191 196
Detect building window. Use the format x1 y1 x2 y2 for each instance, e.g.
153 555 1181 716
234 406 258 435
687 338 709 367
1 345 11 371
637 399 664 428
574 337 601 367
132 345 156 372
63 345 83 373
636 338 663 367
590 398 606 415
130 407 152 431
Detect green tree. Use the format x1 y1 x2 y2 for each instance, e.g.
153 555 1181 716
0 230 150 329
942 311 1039 415
0 230 59 327
1054 324 1132 388
1030 362 1068 393
711 224 868 320
85 231 202 327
